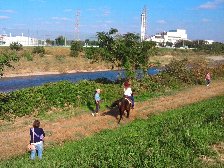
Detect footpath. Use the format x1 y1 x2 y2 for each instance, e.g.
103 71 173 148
0 80 224 160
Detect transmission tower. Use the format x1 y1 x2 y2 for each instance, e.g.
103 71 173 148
75 10 80 41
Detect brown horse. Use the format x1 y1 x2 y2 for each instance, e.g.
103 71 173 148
111 97 132 124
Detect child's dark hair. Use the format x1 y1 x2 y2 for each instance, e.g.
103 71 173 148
33 120 40 128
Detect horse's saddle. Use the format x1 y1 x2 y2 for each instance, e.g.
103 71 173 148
124 97 132 106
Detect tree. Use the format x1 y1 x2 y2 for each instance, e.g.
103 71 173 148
94 28 156 78
46 38 54 46
55 36 65 46
70 41 83 57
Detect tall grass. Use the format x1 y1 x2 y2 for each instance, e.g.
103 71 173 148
1 95 223 167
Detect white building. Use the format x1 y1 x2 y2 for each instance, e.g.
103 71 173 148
0 33 42 46
149 29 188 45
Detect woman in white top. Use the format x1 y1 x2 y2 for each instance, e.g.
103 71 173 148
123 80 134 109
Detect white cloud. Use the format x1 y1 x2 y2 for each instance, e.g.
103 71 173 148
102 8 111 16
51 17 71 21
0 16 10 20
198 0 224 9
0 9 15 13
157 20 166 24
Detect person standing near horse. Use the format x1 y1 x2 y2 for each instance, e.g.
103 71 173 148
205 71 211 86
93 88 101 116
123 80 134 109
29 119 45 160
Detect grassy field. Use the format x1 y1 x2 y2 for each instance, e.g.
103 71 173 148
0 95 223 167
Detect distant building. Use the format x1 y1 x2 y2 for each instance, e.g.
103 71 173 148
148 29 188 45
0 33 45 46
205 40 214 44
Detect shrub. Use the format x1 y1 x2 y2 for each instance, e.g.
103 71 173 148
9 42 23 51
32 46 45 54
22 51 33 61
70 41 83 57
0 50 19 76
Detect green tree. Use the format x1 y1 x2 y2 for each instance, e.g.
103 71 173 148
55 36 65 46
70 41 83 57
46 38 54 46
94 28 156 78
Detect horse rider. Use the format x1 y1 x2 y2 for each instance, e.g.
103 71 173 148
123 80 134 109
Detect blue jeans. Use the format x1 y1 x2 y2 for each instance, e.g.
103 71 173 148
127 96 134 107
30 141 43 160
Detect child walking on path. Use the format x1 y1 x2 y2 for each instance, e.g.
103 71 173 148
93 89 101 116
205 71 211 86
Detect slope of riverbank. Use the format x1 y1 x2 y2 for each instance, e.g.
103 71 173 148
0 80 224 160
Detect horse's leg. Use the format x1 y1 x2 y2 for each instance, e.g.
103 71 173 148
126 109 130 118
118 110 123 124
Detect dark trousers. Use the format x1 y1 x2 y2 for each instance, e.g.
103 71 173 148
126 96 134 107
95 101 100 113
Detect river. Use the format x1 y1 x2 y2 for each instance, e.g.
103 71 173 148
0 68 159 93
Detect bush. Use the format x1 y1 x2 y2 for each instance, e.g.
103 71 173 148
84 47 102 60
22 51 33 61
70 41 83 57
0 50 19 76
32 46 45 54
0 80 122 119
9 42 23 51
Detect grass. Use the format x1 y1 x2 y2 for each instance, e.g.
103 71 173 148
0 95 223 167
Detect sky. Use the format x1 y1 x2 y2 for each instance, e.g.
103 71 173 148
0 0 224 42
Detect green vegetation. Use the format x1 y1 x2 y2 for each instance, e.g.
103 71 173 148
0 80 121 120
70 41 83 57
0 49 19 77
93 28 157 78
175 40 224 54
9 42 23 51
1 95 223 167
32 46 45 54
1 58 224 120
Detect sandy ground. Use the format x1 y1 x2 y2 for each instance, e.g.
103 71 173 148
0 80 224 160
3 69 111 78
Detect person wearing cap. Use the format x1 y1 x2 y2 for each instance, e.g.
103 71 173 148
93 89 101 116
123 80 134 109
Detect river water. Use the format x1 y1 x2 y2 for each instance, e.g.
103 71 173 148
0 68 159 93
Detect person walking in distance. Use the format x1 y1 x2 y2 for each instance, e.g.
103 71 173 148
205 71 211 86
93 89 101 116
29 120 45 160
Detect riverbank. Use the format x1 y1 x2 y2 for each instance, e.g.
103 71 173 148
0 80 224 160
2 69 112 78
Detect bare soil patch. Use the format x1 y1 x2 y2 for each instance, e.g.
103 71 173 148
1 80 224 160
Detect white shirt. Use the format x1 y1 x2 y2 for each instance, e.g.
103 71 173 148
124 87 132 96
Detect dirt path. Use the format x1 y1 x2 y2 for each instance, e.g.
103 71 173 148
1 80 224 160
